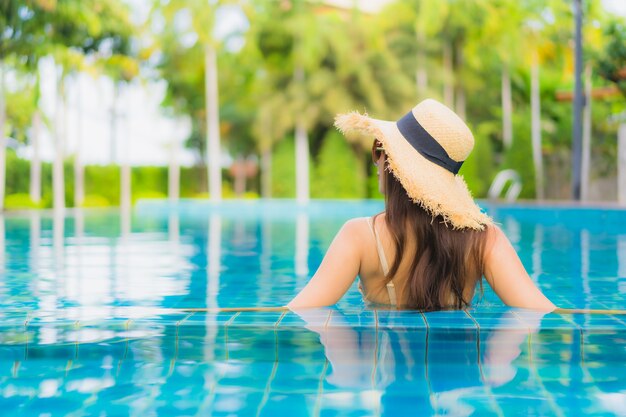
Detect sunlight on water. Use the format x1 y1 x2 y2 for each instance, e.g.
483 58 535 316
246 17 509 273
1 201 625 416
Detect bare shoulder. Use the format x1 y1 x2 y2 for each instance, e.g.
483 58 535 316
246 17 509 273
340 217 371 241
484 224 508 253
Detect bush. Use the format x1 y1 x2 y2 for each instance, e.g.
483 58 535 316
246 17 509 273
85 165 120 206
271 137 297 198
82 194 111 208
312 130 366 199
460 121 496 198
500 109 536 199
133 191 167 203
4 193 41 210
366 164 383 199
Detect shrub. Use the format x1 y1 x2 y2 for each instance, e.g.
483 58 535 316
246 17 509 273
133 191 167 203
271 137 297 198
81 194 111 208
460 121 496 198
4 193 41 210
312 130 366 199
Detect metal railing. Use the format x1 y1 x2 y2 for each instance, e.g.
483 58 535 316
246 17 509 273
488 169 522 202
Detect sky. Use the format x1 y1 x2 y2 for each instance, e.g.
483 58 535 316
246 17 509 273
13 0 626 167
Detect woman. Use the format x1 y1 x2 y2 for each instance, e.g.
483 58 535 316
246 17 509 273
288 99 555 311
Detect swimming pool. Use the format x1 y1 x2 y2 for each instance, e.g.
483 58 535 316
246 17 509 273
1 200 625 416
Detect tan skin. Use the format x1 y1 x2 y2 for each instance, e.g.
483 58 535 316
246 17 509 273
288 144 556 312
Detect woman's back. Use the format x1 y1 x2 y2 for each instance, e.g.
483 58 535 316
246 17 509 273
353 213 482 308
287 98 555 312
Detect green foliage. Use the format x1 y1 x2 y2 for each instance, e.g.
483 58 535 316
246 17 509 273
82 194 111 208
4 152 249 208
597 20 626 97
132 166 167 196
133 191 167 203
460 122 496 198
4 193 41 210
312 130 365 199
85 165 120 206
500 110 536 199
5 149 30 196
5 85 37 143
271 137 296 198
3 0 626 205
366 164 384 200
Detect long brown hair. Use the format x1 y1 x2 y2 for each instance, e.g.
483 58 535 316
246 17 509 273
380 165 487 311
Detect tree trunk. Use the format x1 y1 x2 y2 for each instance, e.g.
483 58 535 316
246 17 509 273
501 65 513 149
531 59 544 200
442 41 454 108
261 147 272 198
0 64 6 210
454 43 466 119
120 84 131 216
53 68 66 212
581 65 592 201
30 110 42 204
205 44 222 202
233 156 246 197
74 75 84 207
294 67 309 204
168 123 180 204
295 121 309 204
415 30 428 100
618 123 626 205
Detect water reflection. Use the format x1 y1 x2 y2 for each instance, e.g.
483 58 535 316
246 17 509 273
121 202 131 238
617 235 626 294
0 215 4 275
168 211 179 244
207 213 221 310
53 207 64 267
531 224 543 280
295 309 547 415
3 309 625 416
295 212 309 279
2 202 626 327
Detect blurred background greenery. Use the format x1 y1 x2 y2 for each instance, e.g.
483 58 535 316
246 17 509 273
1 0 626 210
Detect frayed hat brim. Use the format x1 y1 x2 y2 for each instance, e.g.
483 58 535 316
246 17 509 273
335 111 492 230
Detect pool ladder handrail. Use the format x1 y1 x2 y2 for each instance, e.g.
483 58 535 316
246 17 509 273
488 169 522 202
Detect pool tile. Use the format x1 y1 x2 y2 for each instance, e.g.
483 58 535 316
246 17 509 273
230 311 285 327
216 361 276 392
375 392 439 415
257 393 317 417
327 310 376 328
558 313 625 332
275 328 326 363
423 310 477 329
279 309 332 328
319 391 381 417
513 311 578 331
376 310 426 329
0 326 30 345
210 391 266 415
183 311 236 326
271 362 327 393
0 311 29 326
225 327 279 362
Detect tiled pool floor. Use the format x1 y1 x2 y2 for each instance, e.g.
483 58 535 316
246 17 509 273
2 307 626 416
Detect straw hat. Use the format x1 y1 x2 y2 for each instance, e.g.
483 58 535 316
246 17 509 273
335 98 492 230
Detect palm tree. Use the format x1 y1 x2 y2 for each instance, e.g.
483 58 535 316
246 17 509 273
0 0 44 209
153 0 227 202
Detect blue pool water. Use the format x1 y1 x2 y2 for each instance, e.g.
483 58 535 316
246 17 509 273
1 200 625 416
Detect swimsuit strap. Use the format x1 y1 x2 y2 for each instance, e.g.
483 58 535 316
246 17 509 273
366 217 397 306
